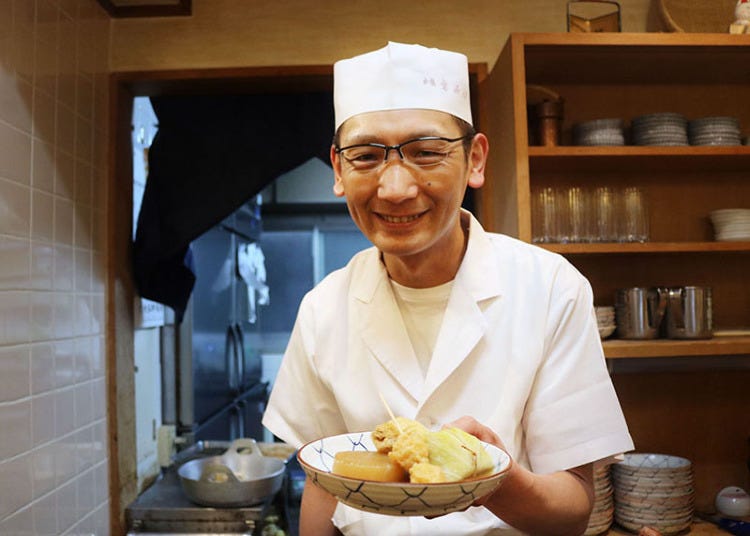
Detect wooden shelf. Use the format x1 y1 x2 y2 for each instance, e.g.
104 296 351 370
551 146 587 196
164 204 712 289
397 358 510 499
540 242 750 254
529 146 750 157
606 519 726 535
602 335 750 359
528 146 750 173
519 32 750 86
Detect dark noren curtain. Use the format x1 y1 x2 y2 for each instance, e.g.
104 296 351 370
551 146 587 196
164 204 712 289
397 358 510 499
133 92 334 321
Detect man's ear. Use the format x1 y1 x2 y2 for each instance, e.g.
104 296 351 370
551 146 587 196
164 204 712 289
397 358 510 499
467 133 489 189
330 145 345 197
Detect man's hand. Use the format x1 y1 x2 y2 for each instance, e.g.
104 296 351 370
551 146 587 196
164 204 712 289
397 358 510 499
445 415 508 450
447 415 594 536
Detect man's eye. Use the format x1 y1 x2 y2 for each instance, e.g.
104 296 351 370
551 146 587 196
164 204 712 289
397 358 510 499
352 152 379 162
345 148 382 166
414 149 444 158
407 145 447 164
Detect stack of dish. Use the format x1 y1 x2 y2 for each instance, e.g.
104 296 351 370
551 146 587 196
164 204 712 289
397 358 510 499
595 306 616 339
688 116 742 146
585 464 614 535
710 208 750 241
573 119 626 146
631 113 688 146
612 453 694 535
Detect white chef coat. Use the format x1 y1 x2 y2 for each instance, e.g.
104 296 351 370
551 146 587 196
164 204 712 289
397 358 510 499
263 211 633 535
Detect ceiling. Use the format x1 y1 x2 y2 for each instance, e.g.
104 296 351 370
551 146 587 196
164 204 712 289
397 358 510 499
96 0 191 17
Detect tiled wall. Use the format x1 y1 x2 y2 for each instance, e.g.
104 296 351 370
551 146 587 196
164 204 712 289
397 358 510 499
0 0 110 534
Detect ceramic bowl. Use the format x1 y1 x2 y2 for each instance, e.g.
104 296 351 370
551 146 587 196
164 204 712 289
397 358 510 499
615 453 692 475
297 431 512 517
715 486 750 517
598 324 616 339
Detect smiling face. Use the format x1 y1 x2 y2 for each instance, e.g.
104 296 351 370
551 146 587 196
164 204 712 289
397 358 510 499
331 109 488 286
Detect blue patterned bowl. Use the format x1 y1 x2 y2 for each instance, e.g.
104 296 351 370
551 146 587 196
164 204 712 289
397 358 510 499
297 431 511 517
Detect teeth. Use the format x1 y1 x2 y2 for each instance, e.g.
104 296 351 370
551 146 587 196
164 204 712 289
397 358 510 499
382 214 420 223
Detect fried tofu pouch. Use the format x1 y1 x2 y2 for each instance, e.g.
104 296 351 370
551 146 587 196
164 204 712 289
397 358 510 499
372 417 427 453
372 417 494 483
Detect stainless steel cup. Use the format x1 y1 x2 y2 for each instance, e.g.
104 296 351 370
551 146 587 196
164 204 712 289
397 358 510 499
664 286 713 339
615 287 668 339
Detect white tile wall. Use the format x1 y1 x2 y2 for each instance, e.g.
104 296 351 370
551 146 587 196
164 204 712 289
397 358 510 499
0 0 110 534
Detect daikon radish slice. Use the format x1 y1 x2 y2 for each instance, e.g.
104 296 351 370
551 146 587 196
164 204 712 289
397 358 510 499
332 451 408 482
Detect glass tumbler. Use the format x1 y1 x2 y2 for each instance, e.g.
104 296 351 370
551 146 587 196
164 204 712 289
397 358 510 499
620 186 649 242
532 187 560 243
563 186 590 243
592 186 618 242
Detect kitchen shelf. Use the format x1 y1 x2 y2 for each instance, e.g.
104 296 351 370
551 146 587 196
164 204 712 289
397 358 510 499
540 242 750 254
607 520 726 535
602 335 750 359
528 145 750 173
479 32 750 335
479 32 750 514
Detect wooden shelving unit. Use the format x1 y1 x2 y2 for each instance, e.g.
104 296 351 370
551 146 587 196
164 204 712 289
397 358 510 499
478 32 750 514
603 335 750 359
478 32 750 350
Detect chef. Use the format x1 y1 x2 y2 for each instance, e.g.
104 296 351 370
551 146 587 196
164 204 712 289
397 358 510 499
262 41 633 535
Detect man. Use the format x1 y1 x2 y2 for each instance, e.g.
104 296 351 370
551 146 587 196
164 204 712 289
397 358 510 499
263 42 633 535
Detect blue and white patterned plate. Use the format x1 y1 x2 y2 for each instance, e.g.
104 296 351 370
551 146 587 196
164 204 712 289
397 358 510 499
297 431 512 517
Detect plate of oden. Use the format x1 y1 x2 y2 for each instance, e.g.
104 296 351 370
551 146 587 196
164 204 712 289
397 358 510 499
297 417 512 517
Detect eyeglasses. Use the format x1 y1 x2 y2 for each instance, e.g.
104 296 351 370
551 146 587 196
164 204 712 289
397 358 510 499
335 135 473 172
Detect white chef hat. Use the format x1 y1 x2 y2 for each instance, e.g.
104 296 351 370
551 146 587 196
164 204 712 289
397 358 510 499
333 41 472 129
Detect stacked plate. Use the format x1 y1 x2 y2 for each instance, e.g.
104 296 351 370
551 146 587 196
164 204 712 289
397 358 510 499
595 306 616 339
689 116 742 146
631 113 688 146
612 453 694 535
710 208 750 241
585 464 614 535
573 119 626 146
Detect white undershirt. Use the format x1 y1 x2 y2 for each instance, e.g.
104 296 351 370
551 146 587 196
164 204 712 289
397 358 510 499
390 279 453 376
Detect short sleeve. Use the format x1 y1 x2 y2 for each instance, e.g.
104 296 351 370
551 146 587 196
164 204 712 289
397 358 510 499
262 293 347 448
523 262 633 474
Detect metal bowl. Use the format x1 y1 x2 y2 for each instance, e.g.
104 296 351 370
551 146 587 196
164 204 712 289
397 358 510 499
177 438 286 507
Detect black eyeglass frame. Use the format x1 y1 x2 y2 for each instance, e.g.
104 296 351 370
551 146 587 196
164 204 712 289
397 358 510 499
334 135 474 167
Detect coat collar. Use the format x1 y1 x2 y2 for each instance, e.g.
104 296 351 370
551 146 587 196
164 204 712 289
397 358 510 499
353 211 504 402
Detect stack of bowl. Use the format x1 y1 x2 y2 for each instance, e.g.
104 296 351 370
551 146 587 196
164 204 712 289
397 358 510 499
710 208 750 241
573 119 626 146
631 113 688 146
689 116 742 146
612 453 694 535
585 464 614 535
595 306 616 339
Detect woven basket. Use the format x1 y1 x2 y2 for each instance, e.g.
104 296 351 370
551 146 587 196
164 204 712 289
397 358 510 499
658 0 737 32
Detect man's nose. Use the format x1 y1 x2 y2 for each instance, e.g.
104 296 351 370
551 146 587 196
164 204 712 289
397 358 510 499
377 156 418 202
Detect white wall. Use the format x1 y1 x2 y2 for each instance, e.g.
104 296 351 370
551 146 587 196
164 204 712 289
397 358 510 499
0 0 110 533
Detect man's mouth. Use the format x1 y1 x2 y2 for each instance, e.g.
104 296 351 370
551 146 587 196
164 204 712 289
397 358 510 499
379 213 422 224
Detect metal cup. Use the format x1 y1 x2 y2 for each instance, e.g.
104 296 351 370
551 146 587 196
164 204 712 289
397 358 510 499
615 287 668 339
664 286 713 339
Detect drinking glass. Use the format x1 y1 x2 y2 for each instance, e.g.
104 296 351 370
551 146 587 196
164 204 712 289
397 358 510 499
620 186 649 242
564 186 590 243
532 187 560 243
592 186 618 242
